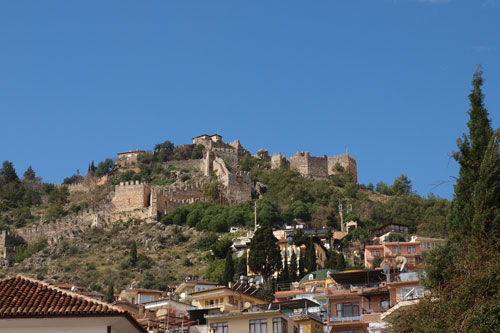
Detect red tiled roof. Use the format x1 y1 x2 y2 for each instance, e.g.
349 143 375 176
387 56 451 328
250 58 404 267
0 275 146 331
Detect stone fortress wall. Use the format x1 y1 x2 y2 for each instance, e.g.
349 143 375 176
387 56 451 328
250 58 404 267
328 154 358 183
271 151 357 183
112 181 151 212
288 152 329 179
11 135 356 249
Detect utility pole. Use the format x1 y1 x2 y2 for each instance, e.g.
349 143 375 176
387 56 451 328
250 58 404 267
254 201 257 231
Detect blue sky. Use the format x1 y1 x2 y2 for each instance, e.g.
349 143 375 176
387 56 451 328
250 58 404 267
1 0 499 199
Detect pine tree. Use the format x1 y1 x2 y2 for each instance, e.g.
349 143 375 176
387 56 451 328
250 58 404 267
289 250 298 281
223 249 235 286
129 240 137 267
23 166 36 180
0 161 18 183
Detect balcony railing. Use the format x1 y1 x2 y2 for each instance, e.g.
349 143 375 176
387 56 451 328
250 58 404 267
330 315 363 322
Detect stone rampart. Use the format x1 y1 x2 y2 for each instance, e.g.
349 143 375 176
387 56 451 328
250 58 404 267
271 152 289 170
16 210 103 244
64 183 89 193
112 181 151 213
328 154 358 183
289 152 328 179
162 159 203 171
225 171 252 204
149 181 206 219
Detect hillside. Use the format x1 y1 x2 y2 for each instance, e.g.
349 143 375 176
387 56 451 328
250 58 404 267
0 136 451 292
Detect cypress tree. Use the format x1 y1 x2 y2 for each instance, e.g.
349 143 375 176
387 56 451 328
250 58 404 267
129 240 137 267
105 284 114 303
306 238 317 273
223 249 235 286
450 67 494 237
248 226 281 285
471 131 500 238
289 250 298 281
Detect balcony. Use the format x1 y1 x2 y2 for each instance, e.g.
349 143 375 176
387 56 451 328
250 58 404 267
330 315 363 323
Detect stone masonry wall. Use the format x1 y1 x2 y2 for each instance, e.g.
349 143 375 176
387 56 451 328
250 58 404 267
162 159 203 171
288 152 328 179
112 181 151 213
328 154 358 183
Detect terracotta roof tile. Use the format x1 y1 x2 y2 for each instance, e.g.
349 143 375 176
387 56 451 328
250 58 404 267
0 274 142 330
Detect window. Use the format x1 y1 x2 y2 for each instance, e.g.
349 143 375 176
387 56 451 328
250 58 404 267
392 246 401 254
273 318 287 333
336 302 360 317
407 246 416 253
315 325 320 333
371 250 380 257
339 330 360 333
210 322 228 333
250 319 267 333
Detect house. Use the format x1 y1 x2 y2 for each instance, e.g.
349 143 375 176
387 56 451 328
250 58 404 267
191 286 268 313
262 299 323 333
206 310 298 333
410 235 445 253
364 241 422 271
370 223 411 239
119 288 163 306
325 270 424 333
175 279 222 298
54 283 105 301
325 270 388 333
0 275 145 333
274 269 338 322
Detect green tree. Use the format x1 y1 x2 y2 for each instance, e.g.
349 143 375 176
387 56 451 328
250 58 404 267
191 144 205 159
96 158 114 177
470 131 500 238
305 238 317 273
129 240 137 267
223 249 235 286
105 284 114 303
0 161 18 183
389 69 500 332
450 67 495 238
289 250 298 281
391 174 412 195
210 238 233 259
23 166 36 181
248 226 281 285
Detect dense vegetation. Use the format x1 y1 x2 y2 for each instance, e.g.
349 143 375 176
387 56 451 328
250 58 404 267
390 69 500 332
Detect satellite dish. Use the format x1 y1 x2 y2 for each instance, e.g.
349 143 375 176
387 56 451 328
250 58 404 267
243 302 251 309
395 256 408 272
383 264 390 275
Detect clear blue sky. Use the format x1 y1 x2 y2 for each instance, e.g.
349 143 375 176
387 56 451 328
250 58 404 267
1 1 499 199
